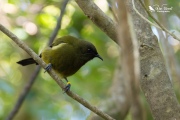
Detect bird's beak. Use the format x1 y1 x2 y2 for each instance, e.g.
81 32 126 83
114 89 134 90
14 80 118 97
95 54 103 61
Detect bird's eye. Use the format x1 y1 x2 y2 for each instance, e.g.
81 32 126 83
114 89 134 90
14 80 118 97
87 48 92 53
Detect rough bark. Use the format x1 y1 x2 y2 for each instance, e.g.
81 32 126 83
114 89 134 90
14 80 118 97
127 0 180 119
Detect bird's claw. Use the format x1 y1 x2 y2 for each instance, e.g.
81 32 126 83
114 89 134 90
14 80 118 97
63 82 71 93
44 63 52 73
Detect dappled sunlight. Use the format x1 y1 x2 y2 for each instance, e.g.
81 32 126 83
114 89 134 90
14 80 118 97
23 22 38 35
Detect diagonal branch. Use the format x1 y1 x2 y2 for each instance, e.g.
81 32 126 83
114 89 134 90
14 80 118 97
75 0 118 43
0 24 115 120
48 0 70 45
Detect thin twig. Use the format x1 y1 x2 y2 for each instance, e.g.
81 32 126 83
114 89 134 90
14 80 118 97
0 24 115 120
106 0 118 22
132 0 180 41
132 0 161 29
48 0 70 45
6 1 69 120
138 0 180 42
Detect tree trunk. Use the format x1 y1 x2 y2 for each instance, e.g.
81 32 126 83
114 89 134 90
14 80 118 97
127 0 180 119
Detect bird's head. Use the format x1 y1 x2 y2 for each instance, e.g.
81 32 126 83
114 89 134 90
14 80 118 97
76 40 103 62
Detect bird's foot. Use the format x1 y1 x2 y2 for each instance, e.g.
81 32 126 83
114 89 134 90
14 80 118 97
44 63 52 73
63 82 71 93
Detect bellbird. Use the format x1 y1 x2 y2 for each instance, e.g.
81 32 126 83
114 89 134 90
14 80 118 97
17 35 103 92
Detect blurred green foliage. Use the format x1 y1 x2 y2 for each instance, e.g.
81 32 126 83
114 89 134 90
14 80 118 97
0 0 118 120
0 0 179 120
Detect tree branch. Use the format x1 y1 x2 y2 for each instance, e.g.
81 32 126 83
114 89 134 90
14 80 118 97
0 24 115 120
75 0 118 43
115 0 144 119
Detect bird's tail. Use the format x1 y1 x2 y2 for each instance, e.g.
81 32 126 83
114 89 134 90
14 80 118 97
17 58 38 66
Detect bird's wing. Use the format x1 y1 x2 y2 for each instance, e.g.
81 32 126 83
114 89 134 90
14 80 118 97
50 38 71 51
50 39 66 48
50 36 77 48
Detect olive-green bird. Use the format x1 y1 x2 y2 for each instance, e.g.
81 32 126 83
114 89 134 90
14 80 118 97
17 35 103 92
